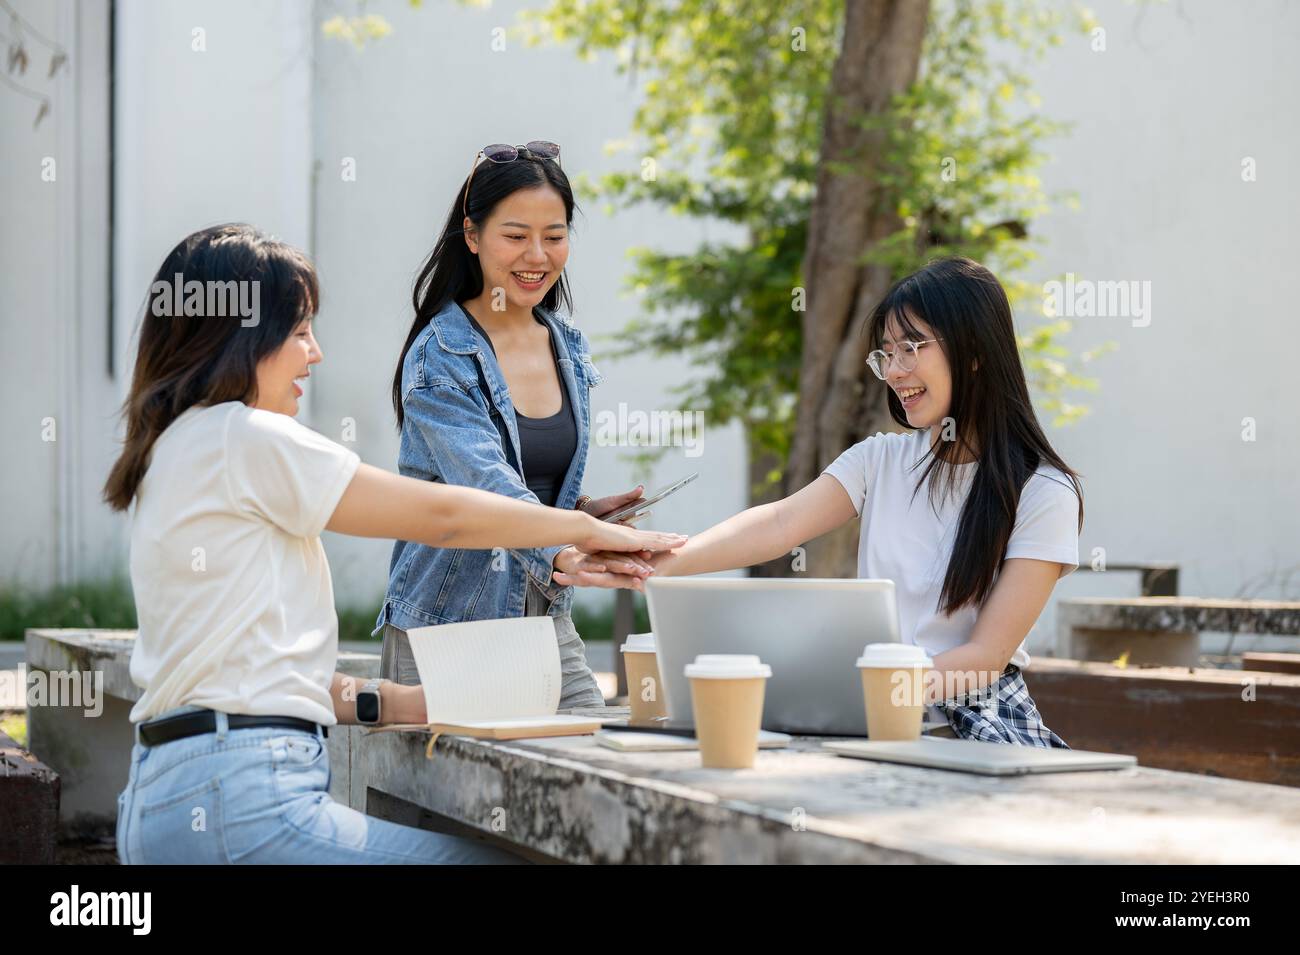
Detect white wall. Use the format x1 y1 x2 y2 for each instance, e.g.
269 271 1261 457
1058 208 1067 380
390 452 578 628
113 0 315 376
1017 0 1300 654
1 0 316 590
0 0 115 589
105 0 315 596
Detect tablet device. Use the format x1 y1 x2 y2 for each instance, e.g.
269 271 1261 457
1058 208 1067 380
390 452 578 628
823 738 1138 776
600 472 699 523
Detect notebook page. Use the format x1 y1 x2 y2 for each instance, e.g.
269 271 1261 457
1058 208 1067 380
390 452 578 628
405 616 561 723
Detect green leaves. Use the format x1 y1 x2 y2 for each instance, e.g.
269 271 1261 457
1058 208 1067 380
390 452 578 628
529 0 1103 471
320 13 394 49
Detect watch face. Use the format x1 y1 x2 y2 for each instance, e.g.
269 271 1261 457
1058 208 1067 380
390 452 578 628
356 691 381 724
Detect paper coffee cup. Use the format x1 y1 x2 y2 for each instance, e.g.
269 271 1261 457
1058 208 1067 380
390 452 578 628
856 643 933 741
620 632 667 721
684 654 772 768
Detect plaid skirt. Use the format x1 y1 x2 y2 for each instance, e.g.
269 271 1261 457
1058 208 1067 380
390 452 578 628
935 664 1070 748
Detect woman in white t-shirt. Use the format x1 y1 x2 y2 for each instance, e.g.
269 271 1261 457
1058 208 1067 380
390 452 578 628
609 258 1083 747
104 224 686 864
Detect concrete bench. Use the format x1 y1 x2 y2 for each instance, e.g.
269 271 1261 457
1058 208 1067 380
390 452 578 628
1023 657 1300 786
1057 597 1300 667
1076 561 1180 596
0 728 60 864
358 705 1300 864
23 628 380 833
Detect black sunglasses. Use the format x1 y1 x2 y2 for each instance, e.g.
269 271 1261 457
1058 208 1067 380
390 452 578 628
463 141 562 219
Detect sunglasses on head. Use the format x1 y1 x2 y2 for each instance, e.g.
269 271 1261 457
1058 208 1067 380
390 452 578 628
463 141 562 219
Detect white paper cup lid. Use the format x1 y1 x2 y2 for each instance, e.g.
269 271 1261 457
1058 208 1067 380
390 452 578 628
620 632 657 653
684 654 772 679
856 643 933 669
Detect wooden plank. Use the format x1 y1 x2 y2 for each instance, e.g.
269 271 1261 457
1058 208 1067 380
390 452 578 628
1024 658 1300 787
1241 652 1300 675
0 730 61 864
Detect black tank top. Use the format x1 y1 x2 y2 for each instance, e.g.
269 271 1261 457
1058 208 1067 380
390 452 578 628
461 305 578 508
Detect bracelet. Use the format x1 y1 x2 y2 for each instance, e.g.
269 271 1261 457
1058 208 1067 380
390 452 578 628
575 495 592 513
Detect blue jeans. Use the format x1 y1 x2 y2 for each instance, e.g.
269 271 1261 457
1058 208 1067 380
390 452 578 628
116 705 522 864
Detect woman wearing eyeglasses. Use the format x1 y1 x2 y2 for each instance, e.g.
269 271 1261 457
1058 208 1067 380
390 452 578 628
618 257 1083 747
380 142 650 705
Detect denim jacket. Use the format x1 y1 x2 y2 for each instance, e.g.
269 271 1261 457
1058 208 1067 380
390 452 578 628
374 299 603 635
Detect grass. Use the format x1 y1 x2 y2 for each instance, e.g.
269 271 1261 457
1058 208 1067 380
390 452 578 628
0 579 139 641
0 580 647 644
341 595 647 642
337 603 384 643
0 712 27 747
570 595 650 642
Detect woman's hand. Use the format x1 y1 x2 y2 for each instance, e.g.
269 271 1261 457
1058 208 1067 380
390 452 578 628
581 485 646 522
572 513 685 557
557 516 686 587
552 546 656 591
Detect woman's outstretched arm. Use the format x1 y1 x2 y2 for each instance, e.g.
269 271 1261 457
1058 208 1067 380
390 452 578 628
588 474 858 580
326 462 687 555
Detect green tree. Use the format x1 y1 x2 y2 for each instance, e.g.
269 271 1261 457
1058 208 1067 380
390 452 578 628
520 0 1106 575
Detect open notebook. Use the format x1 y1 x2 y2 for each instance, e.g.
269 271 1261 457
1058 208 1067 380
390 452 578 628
366 616 604 743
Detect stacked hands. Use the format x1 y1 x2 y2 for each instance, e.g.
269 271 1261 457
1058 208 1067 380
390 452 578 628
554 484 676 592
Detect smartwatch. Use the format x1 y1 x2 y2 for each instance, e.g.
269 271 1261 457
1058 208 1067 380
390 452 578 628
356 679 382 725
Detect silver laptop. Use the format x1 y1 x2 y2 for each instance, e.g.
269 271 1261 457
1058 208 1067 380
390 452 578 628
644 577 899 736
823 737 1138 775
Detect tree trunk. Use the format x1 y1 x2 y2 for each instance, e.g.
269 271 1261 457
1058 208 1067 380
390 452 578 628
782 0 930 579
747 442 801 578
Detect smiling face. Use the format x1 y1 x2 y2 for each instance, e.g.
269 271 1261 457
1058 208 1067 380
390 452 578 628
882 310 952 430
464 185 570 311
253 317 321 416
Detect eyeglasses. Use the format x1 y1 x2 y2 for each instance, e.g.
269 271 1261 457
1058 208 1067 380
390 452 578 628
463 141 562 219
865 339 942 380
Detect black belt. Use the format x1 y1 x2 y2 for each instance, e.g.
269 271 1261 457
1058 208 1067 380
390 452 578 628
138 709 328 747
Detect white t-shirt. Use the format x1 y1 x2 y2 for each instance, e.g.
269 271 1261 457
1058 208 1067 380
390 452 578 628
823 428 1080 684
128 401 360 726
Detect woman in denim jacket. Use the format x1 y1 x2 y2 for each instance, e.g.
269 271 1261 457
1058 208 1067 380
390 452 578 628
379 143 650 707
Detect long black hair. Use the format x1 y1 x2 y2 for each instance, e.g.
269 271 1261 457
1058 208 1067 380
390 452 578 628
867 256 1084 615
392 151 577 427
104 223 319 511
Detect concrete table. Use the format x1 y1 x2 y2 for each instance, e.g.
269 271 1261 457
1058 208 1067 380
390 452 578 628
357 706 1300 864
